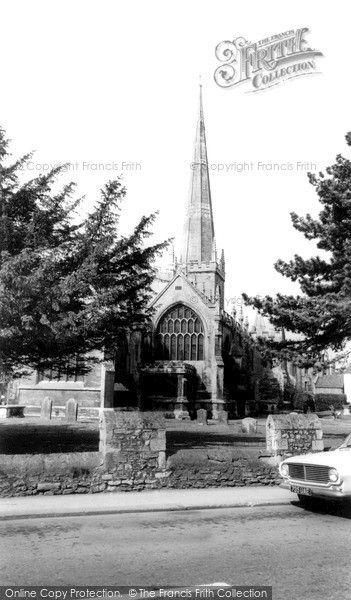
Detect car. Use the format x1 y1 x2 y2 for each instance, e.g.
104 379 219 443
279 432 351 503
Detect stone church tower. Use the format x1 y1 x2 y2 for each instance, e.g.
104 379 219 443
141 87 242 419
181 85 225 310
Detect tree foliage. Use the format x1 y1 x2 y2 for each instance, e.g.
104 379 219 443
0 128 168 378
258 368 281 402
244 133 351 360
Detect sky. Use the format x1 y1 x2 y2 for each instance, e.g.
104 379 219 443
1 0 350 320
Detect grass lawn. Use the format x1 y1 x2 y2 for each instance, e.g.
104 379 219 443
0 418 99 454
166 416 351 455
319 415 351 449
0 414 349 455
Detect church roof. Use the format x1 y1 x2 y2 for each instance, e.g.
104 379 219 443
149 270 211 310
315 374 344 389
251 312 280 340
181 86 215 265
250 311 304 342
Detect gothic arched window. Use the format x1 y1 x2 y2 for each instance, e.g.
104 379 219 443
156 304 204 361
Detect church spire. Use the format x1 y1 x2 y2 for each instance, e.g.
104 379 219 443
181 85 215 264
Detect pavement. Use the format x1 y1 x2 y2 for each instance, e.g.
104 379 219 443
0 485 293 520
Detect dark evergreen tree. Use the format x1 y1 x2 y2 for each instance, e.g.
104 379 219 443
0 128 168 378
258 368 281 403
244 133 351 360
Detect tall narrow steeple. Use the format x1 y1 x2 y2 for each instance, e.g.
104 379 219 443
182 85 215 264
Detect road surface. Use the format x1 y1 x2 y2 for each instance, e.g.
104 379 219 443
1 501 350 600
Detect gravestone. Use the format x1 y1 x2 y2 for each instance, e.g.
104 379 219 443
197 408 208 426
41 396 52 420
66 398 78 422
241 417 257 433
218 410 229 426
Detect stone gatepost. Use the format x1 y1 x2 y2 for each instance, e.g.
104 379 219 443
266 413 323 458
99 411 168 487
41 396 52 420
101 361 115 409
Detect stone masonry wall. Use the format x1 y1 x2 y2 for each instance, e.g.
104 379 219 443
165 448 281 488
266 413 323 458
0 450 281 497
98 410 169 490
0 452 103 497
0 412 282 497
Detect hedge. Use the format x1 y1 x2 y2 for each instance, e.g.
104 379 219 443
314 393 347 411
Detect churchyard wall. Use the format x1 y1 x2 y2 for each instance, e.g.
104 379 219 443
0 411 326 497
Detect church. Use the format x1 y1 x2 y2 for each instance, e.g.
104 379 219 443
133 86 264 419
13 88 264 419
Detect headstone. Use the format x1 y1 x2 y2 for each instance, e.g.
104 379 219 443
241 417 257 433
218 410 229 426
41 396 52 420
197 408 208 425
66 398 78 422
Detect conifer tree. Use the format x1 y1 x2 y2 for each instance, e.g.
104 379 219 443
243 133 351 360
0 128 167 378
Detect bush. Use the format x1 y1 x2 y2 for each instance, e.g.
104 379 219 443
314 394 346 411
293 391 314 412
